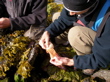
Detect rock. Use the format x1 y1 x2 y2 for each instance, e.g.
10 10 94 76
91 69 110 82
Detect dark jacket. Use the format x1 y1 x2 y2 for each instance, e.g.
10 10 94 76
46 0 110 69
0 0 47 32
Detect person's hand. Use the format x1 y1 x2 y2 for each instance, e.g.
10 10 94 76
0 18 11 29
50 56 74 68
39 31 50 49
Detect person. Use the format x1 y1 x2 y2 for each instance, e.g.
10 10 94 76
39 0 110 75
0 0 47 40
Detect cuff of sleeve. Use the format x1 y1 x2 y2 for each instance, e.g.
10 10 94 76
73 55 79 69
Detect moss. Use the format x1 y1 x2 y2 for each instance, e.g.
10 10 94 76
47 2 63 26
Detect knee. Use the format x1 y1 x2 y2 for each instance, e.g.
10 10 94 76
68 26 86 46
68 26 83 39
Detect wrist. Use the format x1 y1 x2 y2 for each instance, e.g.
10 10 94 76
45 31 50 35
63 58 74 66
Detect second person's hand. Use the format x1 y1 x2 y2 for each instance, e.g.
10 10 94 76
0 18 11 29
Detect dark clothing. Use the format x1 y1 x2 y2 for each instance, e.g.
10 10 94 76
46 0 99 37
45 0 110 69
0 0 47 33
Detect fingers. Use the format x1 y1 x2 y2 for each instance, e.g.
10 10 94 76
0 18 10 28
39 38 50 49
0 25 3 28
39 31 50 49
45 37 50 48
0 18 4 28
50 57 66 69
39 39 46 49
50 57 61 65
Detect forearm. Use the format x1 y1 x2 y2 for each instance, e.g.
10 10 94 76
45 8 76 37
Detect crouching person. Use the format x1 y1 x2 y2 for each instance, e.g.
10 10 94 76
39 0 110 75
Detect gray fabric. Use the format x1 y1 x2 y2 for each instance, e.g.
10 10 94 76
1 0 47 32
24 25 45 40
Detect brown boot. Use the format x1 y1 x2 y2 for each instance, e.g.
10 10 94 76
82 69 95 75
